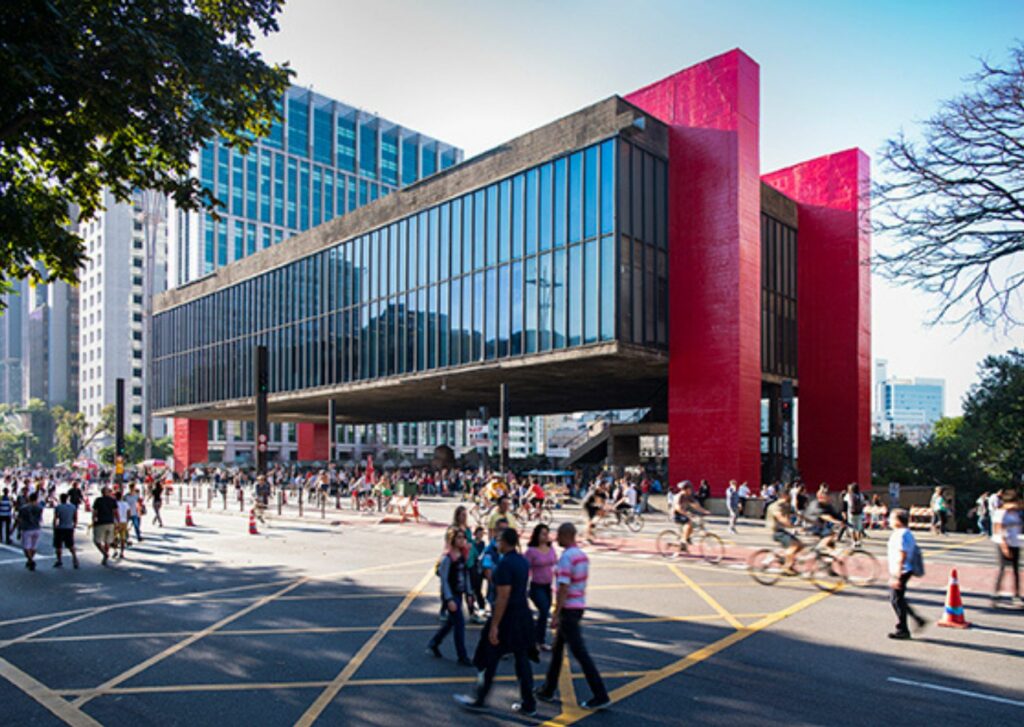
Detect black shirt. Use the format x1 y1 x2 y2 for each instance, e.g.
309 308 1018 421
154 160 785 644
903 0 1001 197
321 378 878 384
93 495 117 525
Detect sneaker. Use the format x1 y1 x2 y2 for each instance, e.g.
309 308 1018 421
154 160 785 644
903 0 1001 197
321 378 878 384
102 555 109 566
73 559 79 569
887 630 911 640
426 645 442 659
457 657 474 667
534 688 557 703
511 701 537 716
539 643 552 652
580 697 611 711
53 560 63 568
912 615 926 632
453 694 487 712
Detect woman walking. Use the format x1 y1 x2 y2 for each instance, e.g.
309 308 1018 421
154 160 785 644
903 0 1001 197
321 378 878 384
991 490 1021 608
929 487 949 535
427 528 473 665
525 523 558 651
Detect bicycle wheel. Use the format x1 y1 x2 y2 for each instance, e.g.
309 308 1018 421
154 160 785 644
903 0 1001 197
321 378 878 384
656 529 683 559
839 548 879 587
539 504 553 525
747 548 783 586
625 513 645 533
805 553 844 592
696 532 725 565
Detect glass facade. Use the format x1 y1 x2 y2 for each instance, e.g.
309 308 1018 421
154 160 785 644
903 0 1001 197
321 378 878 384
155 137 667 411
180 87 462 285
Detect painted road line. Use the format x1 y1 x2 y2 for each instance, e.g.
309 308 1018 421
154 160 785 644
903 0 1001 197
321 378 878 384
887 677 1024 708
923 535 987 559
72 576 310 708
0 655 103 727
668 564 744 630
541 584 842 726
295 566 437 727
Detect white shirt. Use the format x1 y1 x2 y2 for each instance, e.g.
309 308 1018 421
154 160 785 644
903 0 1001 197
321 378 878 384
887 527 917 576
624 487 638 507
738 484 750 498
116 501 130 523
992 508 1021 548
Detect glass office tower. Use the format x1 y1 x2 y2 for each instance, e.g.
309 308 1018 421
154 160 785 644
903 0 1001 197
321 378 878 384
154 134 667 411
170 86 462 287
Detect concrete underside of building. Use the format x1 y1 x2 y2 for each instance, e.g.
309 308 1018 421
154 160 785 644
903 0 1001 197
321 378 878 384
155 48 871 494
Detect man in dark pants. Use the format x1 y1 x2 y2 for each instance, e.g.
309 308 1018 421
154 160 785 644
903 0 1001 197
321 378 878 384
455 527 537 716
887 508 925 639
536 522 610 710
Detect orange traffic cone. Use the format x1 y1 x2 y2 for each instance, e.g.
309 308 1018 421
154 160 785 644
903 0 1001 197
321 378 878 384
185 504 195 527
937 568 971 628
249 509 258 535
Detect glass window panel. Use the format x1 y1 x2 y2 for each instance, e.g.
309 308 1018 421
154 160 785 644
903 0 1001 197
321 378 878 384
421 142 436 177
553 249 566 348
335 173 346 215
450 277 461 367
287 96 309 156
485 267 497 359
472 272 484 360
381 128 398 186
428 207 439 284
217 220 227 267
600 140 615 235
525 257 538 353
568 245 581 346
473 191 484 272
584 145 598 239
299 162 310 230
585 241 598 343
462 274 472 363
312 166 322 225
246 152 258 219
418 211 428 286
538 253 552 351
554 158 567 247
440 204 450 282
324 170 334 220
313 105 332 164
511 261 523 355
526 169 538 255
569 151 582 243
486 185 497 266
337 115 356 172
402 137 418 185
266 99 283 149
632 149 644 242
407 215 418 289
498 264 511 357
499 180 511 263
632 238 643 344
451 198 462 276
347 174 356 212
618 141 631 237
359 118 377 180
359 179 368 207
462 195 473 274
286 158 297 229
645 152 655 245
417 288 427 370
259 150 272 223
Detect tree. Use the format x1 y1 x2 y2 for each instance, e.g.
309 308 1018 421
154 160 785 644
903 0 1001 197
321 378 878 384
0 0 291 298
874 43 1024 329
52 404 116 462
962 349 1024 484
870 434 918 486
99 432 174 466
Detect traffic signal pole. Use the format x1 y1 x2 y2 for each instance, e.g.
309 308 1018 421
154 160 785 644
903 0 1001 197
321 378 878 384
254 345 269 475
114 378 125 484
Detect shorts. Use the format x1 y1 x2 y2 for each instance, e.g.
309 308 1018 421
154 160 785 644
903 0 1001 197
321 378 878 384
673 513 690 525
53 529 75 549
21 529 41 550
115 523 129 541
529 497 544 507
773 530 800 548
849 514 864 532
585 504 599 520
93 523 115 546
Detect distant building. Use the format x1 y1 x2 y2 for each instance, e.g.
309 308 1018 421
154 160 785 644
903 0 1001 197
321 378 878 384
873 359 945 443
0 279 27 406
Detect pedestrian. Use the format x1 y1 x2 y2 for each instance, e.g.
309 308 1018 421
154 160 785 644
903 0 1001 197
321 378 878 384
114 490 130 558
427 528 473 666
17 491 44 571
725 480 740 534
975 492 991 536
92 485 118 566
455 527 537 716
0 487 12 544
843 483 865 545
930 487 949 535
151 479 164 527
696 479 710 509
525 523 558 651
535 522 610 710
124 484 143 543
991 489 1021 608
737 481 751 518
52 492 79 569
466 525 488 622
887 508 925 639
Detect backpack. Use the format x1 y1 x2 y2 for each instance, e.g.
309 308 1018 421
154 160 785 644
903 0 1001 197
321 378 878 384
849 493 864 516
909 545 925 577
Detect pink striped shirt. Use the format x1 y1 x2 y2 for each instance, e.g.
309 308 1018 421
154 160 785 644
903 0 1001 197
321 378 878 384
556 545 590 609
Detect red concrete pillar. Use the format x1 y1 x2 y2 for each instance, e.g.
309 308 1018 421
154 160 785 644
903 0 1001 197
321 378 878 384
762 149 871 489
173 418 208 474
297 422 330 461
626 49 762 496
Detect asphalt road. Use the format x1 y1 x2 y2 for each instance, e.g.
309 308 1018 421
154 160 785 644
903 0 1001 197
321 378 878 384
0 495 1021 726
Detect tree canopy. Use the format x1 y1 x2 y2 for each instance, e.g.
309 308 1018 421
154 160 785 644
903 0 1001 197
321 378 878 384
0 0 291 296
874 43 1024 330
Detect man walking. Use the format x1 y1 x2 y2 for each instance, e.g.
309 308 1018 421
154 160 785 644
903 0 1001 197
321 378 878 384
535 522 610 711
0 487 13 544
53 493 79 569
17 491 44 571
726 480 740 534
887 508 925 639
455 527 537 716
92 485 118 566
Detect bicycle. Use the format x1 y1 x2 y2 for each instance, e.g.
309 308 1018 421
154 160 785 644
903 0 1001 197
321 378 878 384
598 507 645 533
747 539 843 591
516 499 554 526
656 516 724 565
812 534 880 587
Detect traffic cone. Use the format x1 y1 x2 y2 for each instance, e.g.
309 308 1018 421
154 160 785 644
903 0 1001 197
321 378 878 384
937 568 971 628
185 504 195 527
248 509 258 535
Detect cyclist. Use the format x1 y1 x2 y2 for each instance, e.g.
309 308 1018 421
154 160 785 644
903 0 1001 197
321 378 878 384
671 481 709 548
610 479 638 523
764 495 802 574
581 481 608 542
527 478 547 519
805 485 844 549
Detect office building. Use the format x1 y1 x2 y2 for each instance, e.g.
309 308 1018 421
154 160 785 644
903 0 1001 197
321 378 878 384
873 359 945 443
154 50 872 493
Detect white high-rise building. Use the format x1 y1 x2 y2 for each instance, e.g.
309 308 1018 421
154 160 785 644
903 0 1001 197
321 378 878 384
78 190 168 453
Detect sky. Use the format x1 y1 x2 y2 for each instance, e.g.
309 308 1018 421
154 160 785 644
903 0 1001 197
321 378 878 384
254 0 1024 416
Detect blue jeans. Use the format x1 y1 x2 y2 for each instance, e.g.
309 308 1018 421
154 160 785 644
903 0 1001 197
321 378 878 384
428 599 467 660
529 582 552 646
130 515 141 541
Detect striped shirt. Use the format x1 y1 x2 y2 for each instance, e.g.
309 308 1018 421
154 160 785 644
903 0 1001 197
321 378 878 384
556 545 590 610
0 496 11 517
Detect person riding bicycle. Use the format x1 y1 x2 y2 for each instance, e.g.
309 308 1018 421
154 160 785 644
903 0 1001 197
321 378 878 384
611 480 638 522
525 478 547 519
805 485 844 550
764 496 802 574
671 481 709 547
581 481 608 542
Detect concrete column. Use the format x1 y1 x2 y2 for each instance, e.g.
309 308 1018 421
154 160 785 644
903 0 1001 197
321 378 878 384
297 422 329 461
173 418 208 474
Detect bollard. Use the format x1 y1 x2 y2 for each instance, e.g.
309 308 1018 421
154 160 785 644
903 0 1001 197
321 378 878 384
278 490 283 516
239 489 244 513
178 486 182 506
299 488 304 517
321 494 326 519
223 489 227 510
192 486 197 508
336 493 341 510
207 487 213 509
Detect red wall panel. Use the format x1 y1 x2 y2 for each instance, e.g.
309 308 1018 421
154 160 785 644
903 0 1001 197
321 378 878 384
297 422 330 461
173 418 208 474
626 49 762 495
762 149 872 490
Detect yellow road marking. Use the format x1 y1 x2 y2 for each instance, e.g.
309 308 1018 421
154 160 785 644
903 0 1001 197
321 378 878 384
923 535 987 558
295 566 436 726
667 564 744 630
0 656 103 727
540 586 841 726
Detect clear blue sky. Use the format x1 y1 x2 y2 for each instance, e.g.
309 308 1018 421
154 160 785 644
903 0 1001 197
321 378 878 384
255 0 1024 414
